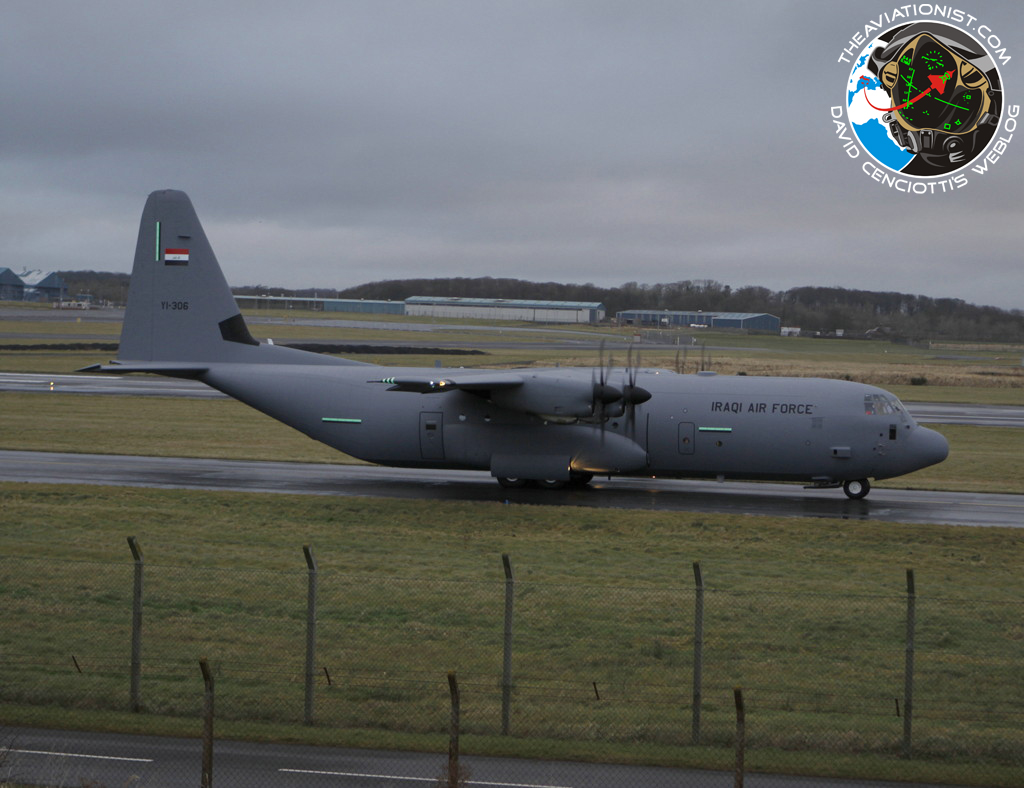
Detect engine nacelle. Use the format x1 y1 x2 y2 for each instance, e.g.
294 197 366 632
489 374 607 419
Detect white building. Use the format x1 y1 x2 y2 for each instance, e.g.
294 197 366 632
405 296 605 324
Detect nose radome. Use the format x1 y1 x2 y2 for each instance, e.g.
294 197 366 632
917 426 949 468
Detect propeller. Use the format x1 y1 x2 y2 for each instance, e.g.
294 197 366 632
587 341 651 437
620 345 652 433
590 341 622 425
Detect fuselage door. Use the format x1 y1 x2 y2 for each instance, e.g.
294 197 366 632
419 412 445 460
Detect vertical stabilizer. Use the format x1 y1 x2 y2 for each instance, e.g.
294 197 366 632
118 190 257 362
112 190 357 369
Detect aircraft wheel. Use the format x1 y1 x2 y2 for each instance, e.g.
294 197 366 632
568 472 594 488
496 477 527 489
536 479 567 489
843 478 871 500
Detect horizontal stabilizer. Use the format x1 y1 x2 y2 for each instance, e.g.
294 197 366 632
80 362 210 378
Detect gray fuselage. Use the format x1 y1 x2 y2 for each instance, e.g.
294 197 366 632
200 362 948 485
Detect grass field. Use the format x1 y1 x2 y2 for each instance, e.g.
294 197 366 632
2 485 1023 784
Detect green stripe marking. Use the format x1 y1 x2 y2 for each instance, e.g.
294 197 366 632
155 221 161 262
322 417 362 424
698 426 733 433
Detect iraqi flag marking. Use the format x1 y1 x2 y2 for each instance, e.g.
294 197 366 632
164 248 189 266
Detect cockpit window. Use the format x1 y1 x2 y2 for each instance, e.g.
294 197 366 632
864 393 903 416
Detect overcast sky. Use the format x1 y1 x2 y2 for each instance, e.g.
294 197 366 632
2 1 1022 309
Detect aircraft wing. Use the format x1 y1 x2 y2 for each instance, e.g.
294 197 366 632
371 373 525 393
372 369 623 420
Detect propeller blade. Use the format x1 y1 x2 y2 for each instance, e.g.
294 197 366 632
592 340 612 442
599 344 646 435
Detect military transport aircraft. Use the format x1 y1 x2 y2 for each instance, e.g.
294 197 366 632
85 190 949 499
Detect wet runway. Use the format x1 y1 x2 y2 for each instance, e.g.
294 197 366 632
2 449 1021 528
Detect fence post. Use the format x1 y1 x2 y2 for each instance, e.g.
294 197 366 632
127 536 143 713
903 568 916 758
501 553 514 735
303 545 318 726
447 671 461 788
692 560 704 744
733 687 745 788
200 658 214 788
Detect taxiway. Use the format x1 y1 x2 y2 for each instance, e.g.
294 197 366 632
2 449 1021 527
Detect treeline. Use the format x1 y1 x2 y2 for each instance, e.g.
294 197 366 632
55 272 1024 342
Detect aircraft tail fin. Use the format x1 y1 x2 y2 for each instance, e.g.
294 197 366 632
117 190 346 366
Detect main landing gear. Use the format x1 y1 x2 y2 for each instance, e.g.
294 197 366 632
496 472 595 490
806 477 873 499
842 478 871 500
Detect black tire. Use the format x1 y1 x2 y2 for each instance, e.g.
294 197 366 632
536 479 567 489
843 478 871 500
568 472 594 488
496 477 527 489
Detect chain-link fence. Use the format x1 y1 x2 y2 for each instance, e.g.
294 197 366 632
2 546 1021 787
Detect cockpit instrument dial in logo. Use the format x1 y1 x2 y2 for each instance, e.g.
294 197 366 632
847 21 1002 176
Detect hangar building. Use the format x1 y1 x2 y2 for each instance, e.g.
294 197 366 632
232 294 606 324
0 268 25 301
234 296 404 315
1 270 66 303
616 309 781 333
18 270 67 302
406 297 605 324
